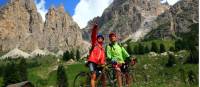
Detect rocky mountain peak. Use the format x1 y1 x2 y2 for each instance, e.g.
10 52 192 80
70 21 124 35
82 0 169 42
57 5 65 13
0 0 88 55
43 5 84 52
144 0 198 39
9 0 37 11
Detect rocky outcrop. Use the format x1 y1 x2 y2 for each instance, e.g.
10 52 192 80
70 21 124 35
83 0 168 42
1 48 30 59
43 6 83 52
0 0 88 55
0 0 43 52
145 0 199 39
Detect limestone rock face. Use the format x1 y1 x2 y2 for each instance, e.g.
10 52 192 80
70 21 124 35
0 0 88 55
43 6 83 52
145 0 199 39
0 0 43 52
82 0 168 42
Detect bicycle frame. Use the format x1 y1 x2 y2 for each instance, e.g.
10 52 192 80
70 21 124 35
73 62 136 87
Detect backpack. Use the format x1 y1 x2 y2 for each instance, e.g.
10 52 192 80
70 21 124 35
108 43 123 50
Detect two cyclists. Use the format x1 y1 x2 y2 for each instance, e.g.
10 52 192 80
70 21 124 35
87 24 134 87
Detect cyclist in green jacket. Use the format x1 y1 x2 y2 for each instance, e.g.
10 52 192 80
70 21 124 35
106 32 131 87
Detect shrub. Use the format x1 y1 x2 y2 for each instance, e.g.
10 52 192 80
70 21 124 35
188 70 198 85
57 64 68 87
138 43 145 54
127 43 134 55
151 42 159 53
169 46 175 52
166 53 176 67
160 43 166 53
186 49 199 64
18 58 28 81
144 46 150 53
76 49 81 61
63 51 70 61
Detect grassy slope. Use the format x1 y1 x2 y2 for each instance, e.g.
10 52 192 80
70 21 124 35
0 51 198 87
127 39 175 51
28 63 88 87
133 51 198 87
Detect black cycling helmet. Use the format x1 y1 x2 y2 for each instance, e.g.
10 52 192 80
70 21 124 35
97 34 104 40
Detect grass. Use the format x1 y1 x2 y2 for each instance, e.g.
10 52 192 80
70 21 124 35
0 50 198 87
127 39 175 51
0 52 7 57
67 63 88 87
27 63 88 87
131 51 198 87
0 77 3 87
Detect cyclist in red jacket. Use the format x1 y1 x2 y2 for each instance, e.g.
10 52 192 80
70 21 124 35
87 24 106 87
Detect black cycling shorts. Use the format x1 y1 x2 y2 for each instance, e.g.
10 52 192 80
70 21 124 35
88 62 103 76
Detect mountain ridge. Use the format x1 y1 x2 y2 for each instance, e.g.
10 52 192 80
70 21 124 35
0 0 89 55
82 0 169 42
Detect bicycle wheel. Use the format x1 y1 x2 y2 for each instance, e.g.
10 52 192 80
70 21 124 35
96 72 105 87
73 72 90 87
105 69 117 87
121 70 135 87
130 72 134 84
128 66 136 82
121 73 126 87
96 77 103 87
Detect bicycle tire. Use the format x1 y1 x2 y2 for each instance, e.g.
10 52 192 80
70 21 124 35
73 72 90 87
122 72 134 87
105 68 117 87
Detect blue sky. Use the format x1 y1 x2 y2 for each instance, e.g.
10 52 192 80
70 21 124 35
0 0 8 6
0 0 180 28
35 0 79 16
0 0 79 16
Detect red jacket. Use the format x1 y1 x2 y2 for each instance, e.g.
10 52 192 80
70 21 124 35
87 24 105 65
88 43 105 65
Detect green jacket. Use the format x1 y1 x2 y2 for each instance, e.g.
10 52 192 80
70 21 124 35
106 42 130 63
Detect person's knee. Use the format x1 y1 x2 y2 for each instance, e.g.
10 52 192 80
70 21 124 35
101 75 106 80
116 70 121 75
91 72 96 80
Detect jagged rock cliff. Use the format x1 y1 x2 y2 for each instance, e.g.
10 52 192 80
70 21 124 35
0 0 88 54
82 0 169 42
0 0 43 52
145 0 199 39
43 6 83 52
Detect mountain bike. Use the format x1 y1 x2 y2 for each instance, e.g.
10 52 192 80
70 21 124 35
73 63 117 87
73 58 136 87
121 60 136 87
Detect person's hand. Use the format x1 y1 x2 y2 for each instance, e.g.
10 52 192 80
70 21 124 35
130 57 137 65
101 64 106 68
97 64 105 68
93 23 98 29
111 60 117 65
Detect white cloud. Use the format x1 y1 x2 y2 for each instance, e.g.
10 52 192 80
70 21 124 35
161 0 180 5
35 0 48 21
72 0 113 29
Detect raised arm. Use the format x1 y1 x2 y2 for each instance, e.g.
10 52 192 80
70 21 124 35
91 24 98 47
